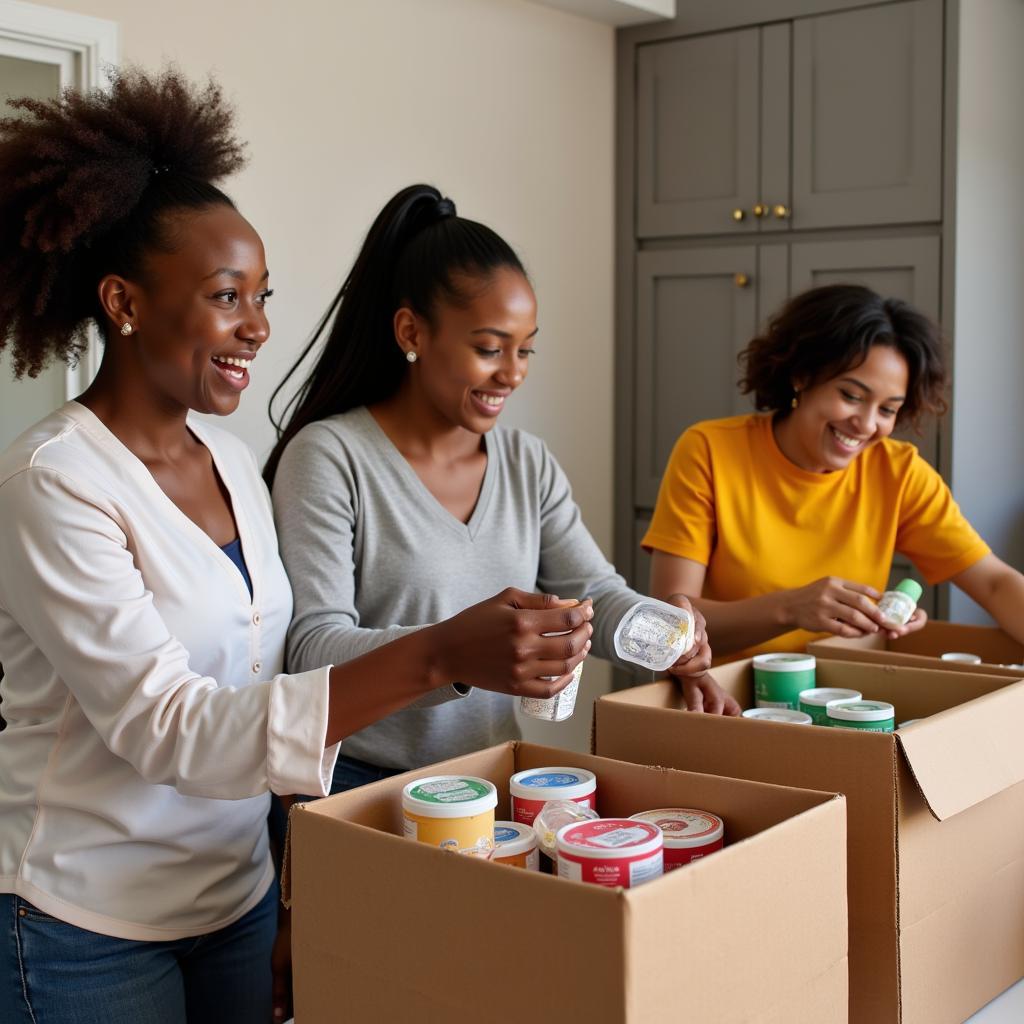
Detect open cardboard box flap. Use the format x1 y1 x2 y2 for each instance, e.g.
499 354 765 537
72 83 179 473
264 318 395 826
896 679 1024 820
809 621 1024 677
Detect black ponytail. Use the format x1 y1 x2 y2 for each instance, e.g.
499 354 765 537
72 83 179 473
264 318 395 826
263 184 525 487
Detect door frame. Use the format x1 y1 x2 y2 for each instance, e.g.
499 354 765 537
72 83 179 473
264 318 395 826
0 0 119 396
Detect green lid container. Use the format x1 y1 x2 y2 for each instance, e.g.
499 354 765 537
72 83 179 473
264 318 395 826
799 687 862 726
753 653 816 710
826 699 895 733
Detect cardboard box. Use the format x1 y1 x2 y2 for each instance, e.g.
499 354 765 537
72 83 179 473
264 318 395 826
286 741 848 1024
593 662 1024 1024
808 620 1024 677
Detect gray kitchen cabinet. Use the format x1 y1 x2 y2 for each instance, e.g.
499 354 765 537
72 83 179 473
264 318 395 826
637 0 942 239
791 0 943 230
636 28 761 238
634 246 757 507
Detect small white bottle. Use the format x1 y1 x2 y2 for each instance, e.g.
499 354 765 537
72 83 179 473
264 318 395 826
876 578 923 628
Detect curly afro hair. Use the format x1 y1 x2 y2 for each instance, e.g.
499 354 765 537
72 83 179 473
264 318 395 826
0 65 246 378
737 284 948 430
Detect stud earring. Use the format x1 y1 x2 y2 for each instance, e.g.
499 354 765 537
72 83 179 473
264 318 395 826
406 351 418 363
791 392 799 409
120 323 134 336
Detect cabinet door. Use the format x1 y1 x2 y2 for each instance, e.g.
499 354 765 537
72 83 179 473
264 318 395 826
634 247 757 507
637 29 761 238
790 0 943 230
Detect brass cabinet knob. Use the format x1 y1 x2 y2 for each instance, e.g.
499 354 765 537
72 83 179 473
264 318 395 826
753 203 768 218
732 208 746 222
734 273 750 288
773 203 791 219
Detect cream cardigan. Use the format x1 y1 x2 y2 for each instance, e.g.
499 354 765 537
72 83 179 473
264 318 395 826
0 402 337 940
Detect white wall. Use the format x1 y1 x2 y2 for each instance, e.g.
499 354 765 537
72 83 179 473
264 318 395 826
31 0 616 749
949 0 1024 623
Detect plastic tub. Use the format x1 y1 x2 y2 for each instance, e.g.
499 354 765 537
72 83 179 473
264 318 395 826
510 767 597 826
402 776 498 854
753 653 816 709
826 699 896 733
628 808 724 870
742 708 813 725
556 818 664 888
492 821 540 870
612 598 695 672
798 687 862 726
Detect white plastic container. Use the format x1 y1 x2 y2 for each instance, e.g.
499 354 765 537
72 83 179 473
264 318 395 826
741 708 813 725
940 652 983 665
612 598 695 672
826 699 896 733
628 808 724 870
753 653 817 709
556 818 664 888
876 579 923 627
798 687 863 726
519 661 583 722
492 821 540 870
510 767 597 827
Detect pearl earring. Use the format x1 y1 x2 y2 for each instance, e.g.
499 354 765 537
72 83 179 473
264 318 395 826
120 323 134 336
791 392 799 409
406 351 418 363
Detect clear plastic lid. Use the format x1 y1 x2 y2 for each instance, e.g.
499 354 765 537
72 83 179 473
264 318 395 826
612 599 695 672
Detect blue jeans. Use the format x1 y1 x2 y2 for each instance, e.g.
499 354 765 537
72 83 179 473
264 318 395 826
1 882 277 1023
329 752 404 794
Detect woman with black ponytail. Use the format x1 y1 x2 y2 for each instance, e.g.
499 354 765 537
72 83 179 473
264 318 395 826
0 75 587 1023
268 185 739 796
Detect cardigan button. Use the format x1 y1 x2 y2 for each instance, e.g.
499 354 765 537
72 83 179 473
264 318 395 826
252 612 261 626
252 661 262 674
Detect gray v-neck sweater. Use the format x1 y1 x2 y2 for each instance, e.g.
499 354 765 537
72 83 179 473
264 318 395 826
272 406 643 770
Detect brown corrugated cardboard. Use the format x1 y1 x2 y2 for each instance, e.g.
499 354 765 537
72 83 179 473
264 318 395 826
808 620 1024 677
287 742 848 1024
593 662 1024 1024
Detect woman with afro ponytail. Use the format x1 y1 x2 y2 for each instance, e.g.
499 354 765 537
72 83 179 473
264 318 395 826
0 68 589 1024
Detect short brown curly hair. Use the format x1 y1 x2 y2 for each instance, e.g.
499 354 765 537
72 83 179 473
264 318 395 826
738 284 948 429
0 65 246 378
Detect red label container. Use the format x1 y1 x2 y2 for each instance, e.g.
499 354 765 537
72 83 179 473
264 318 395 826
629 808 724 870
556 818 663 888
509 767 597 826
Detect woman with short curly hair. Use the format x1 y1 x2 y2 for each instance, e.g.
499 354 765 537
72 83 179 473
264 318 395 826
643 284 1024 659
0 68 591 1022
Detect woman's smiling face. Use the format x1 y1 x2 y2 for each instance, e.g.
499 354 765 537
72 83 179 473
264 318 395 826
781 343 909 472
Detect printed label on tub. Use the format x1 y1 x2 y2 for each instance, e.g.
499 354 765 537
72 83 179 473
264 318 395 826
587 826 651 850
629 855 664 886
495 826 520 844
409 779 490 804
403 818 417 840
518 773 586 788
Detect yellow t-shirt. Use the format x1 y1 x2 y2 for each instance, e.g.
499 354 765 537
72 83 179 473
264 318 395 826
642 414 991 659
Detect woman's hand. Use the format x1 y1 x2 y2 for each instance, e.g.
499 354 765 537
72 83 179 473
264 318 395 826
783 577 888 637
675 673 742 716
661 594 740 716
663 593 713 678
883 606 928 641
429 589 593 698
